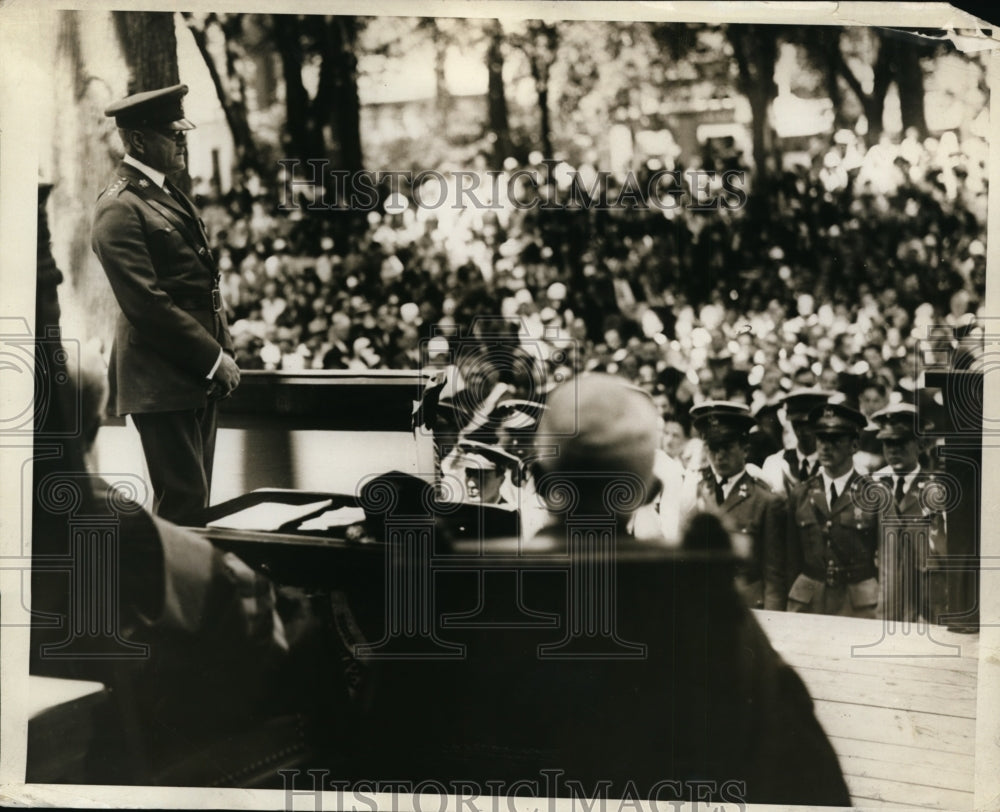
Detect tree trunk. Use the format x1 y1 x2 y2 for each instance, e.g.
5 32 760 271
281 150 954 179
325 15 364 174
527 22 558 160
728 25 778 211
182 13 263 179
819 29 849 131
53 11 122 347
886 35 929 138
272 14 325 164
112 11 179 93
431 20 451 137
486 20 512 168
831 28 894 147
112 11 188 192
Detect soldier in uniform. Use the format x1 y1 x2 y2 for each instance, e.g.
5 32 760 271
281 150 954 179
870 404 948 623
786 401 880 618
92 84 240 524
679 402 787 610
760 388 831 497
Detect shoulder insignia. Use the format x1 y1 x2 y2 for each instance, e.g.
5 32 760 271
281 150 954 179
100 176 130 199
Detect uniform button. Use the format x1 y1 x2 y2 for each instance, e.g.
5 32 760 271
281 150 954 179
198 247 207 255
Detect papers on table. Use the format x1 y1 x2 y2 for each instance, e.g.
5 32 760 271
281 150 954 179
298 506 368 531
206 499 333 531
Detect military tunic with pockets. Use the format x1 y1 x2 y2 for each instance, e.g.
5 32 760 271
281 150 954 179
785 470 881 618
683 467 787 610
92 162 232 417
871 465 948 623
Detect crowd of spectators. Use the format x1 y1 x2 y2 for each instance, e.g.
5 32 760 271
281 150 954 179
193 125 987 456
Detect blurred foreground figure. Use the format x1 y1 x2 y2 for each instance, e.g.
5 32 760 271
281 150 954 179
520 375 850 805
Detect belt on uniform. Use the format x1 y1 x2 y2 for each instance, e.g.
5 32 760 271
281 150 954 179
803 563 876 588
171 289 222 313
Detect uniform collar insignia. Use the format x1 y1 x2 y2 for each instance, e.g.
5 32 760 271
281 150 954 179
138 178 150 188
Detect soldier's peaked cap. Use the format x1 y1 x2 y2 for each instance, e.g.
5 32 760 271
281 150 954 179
808 400 867 436
690 400 755 442
872 403 921 440
105 84 195 131
783 388 836 421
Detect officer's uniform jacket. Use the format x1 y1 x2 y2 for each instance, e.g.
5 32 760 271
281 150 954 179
92 162 233 415
870 465 947 561
786 470 880 607
871 464 948 622
681 467 787 609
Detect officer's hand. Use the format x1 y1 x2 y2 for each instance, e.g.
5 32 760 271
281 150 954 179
213 354 241 397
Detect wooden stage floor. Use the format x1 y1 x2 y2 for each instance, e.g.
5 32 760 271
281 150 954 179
755 610 979 810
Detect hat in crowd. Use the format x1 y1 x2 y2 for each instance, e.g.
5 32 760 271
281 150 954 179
455 440 520 472
809 401 868 437
536 374 660 492
690 401 755 444
872 403 921 440
783 388 836 423
492 398 546 431
105 83 195 131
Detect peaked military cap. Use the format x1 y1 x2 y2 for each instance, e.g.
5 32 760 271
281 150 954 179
690 400 755 443
455 440 520 471
871 403 921 440
105 83 195 131
783 388 836 422
492 398 546 431
808 400 867 437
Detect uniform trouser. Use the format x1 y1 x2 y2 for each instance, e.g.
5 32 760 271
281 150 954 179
132 403 218 526
786 573 880 619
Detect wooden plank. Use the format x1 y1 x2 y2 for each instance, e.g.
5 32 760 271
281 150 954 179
827 735 974 779
836 751 974 793
811 700 976 755
776 648 978 689
846 774 973 810
755 610 980 667
791 665 976 718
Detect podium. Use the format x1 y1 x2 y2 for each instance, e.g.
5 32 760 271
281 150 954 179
213 370 438 501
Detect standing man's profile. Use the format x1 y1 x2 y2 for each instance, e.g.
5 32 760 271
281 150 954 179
93 83 240 524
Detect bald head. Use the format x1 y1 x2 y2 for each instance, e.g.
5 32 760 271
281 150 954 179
537 374 660 513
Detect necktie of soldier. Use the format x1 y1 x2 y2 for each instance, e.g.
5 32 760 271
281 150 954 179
715 476 727 506
829 483 838 507
894 476 905 507
799 457 811 481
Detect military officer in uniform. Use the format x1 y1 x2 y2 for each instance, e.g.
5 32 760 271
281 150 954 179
679 402 787 610
760 388 831 497
870 404 948 623
786 401 880 618
92 84 240 524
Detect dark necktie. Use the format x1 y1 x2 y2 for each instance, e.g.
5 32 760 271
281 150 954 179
829 482 838 507
798 457 811 481
894 476 906 507
715 476 727 505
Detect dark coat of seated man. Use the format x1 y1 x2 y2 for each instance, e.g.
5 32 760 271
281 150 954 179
360 375 851 807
